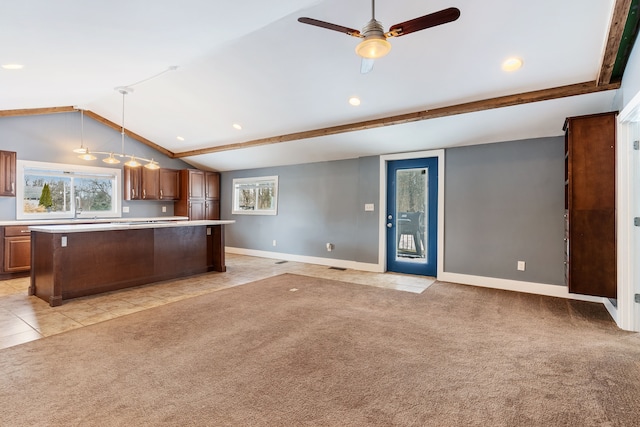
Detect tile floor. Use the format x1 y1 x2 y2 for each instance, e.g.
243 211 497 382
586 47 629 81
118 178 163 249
0 253 434 350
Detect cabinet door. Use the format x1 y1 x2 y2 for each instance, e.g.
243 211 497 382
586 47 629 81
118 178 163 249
189 200 206 220
205 172 220 200
124 166 142 200
189 170 206 199
205 200 220 220
141 167 160 200
4 236 31 272
0 151 17 197
159 169 180 200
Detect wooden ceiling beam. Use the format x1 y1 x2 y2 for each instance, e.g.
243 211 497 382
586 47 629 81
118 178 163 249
598 0 633 85
173 80 621 158
0 106 77 117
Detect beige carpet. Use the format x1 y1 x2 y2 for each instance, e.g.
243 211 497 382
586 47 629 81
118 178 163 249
1 273 639 426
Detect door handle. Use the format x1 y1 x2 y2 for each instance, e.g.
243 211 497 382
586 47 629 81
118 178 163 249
387 223 392 228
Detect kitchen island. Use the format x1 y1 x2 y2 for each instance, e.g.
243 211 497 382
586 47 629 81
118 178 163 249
28 220 234 306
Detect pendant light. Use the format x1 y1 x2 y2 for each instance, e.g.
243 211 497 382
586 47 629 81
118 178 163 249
72 84 165 169
76 110 97 160
103 153 120 164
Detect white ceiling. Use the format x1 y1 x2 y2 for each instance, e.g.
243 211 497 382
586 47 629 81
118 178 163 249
0 0 620 171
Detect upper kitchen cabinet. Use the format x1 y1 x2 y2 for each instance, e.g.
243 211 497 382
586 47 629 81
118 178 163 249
205 171 220 200
124 166 179 201
159 168 180 201
0 150 17 197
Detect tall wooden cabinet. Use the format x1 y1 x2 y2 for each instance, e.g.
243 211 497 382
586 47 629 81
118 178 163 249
564 112 617 298
0 150 17 197
175 169 220 220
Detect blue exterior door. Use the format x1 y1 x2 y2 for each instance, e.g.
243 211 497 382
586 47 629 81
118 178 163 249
386 157 438 276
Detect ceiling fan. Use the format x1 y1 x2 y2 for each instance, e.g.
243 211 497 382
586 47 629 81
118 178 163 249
298 0 461 73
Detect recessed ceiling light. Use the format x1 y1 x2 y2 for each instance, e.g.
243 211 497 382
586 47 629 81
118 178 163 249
349 96 361 106
176 136 185 141
502 57 523 72
1 64 24 70
233 123 242 130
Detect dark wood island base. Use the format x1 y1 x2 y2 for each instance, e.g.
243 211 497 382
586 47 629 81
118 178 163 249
28 221 232 306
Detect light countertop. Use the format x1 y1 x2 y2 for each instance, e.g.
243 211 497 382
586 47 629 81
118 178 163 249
29 220 235 234
0 217 190 227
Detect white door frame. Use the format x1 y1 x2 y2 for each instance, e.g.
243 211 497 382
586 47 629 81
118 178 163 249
616 91 640 332
379 150 445 276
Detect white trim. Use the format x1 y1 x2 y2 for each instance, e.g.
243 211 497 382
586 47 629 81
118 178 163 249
16 159 122 220
231 175 278 215
378 150 445 276
438 271 605 303
226 247 384 273
619 89 640 122
615 120 636 330
618 92 640 332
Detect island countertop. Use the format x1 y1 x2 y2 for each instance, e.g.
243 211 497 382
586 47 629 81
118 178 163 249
29 220 235 234
0 216 190 227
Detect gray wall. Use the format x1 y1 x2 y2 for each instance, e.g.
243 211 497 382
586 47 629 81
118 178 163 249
221 157 380 264
619 39 640 109
444 137 565 285
0 112 191 220
223 137 565 285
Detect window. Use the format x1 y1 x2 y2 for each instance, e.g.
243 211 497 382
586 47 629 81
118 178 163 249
16 160 122 220
232 176 278 215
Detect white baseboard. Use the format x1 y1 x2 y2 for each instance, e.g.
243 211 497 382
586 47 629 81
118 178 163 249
225 248 606 305
438 271 605 303
225 247 384 273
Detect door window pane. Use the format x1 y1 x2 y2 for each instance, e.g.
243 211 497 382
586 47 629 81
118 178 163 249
395 168 428 262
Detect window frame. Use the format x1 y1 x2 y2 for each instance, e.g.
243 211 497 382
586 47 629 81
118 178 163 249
16 160 122 220
232 175 278 215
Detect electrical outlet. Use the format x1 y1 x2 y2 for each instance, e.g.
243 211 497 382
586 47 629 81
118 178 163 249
272 240 277 247
61 236 67 247
162 206 167 213
326 243 334 252
517 261 526 271
122 206 129 213
365 203 375 211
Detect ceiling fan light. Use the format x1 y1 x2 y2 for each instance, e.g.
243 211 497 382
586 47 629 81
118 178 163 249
356 36 391 59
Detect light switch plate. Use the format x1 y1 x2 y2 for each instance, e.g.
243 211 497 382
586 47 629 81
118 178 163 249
517 261 526 271
61 236 67 247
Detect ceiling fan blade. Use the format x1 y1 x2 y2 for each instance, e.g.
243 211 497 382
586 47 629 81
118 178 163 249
387 7 460 38
298 17 362 38
360 58 375 74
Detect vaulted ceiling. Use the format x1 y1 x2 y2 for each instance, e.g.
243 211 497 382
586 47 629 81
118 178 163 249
0 0 636 171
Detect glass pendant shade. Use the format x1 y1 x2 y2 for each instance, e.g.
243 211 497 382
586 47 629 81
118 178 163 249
355 36 391 59
144 159 160 170
78 149 97 161
102 153 121 164
124 156 141 167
